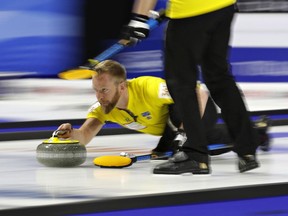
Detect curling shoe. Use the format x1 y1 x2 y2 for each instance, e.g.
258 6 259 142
254 115 271 129
259 133 271 152
238 155 260 173
254 115 271 152
153 151 210 175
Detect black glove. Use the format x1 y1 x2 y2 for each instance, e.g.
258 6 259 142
121 13 150 41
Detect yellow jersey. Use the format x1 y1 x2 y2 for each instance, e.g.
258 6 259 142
166 0 236 19
87 76 174 136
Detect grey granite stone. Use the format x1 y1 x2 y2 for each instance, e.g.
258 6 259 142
36 143 87 167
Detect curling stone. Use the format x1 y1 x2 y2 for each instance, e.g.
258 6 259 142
36 131 87 167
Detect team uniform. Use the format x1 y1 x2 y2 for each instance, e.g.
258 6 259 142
87 76 230 154
87 76 174 136
166 0 236 19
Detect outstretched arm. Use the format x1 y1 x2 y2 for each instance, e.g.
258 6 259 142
57 118 103 145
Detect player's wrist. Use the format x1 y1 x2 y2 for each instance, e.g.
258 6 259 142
128 19 149 30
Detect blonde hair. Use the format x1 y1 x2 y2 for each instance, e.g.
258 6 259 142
93 60 127 84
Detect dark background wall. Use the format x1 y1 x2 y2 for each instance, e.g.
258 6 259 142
83 0 134 61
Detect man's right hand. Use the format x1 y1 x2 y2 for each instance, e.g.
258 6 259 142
56 123 73 139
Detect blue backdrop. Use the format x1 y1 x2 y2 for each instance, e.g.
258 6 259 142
0 0 288 82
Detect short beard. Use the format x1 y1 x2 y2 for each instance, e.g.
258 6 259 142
101 90 120 114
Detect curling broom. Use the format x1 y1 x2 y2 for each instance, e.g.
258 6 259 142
58 9 166 80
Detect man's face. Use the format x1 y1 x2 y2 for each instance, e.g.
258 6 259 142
92 74 121 114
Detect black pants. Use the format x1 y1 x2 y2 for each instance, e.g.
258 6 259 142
155 98 218 152
164 5 259 163
156 99 265 154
